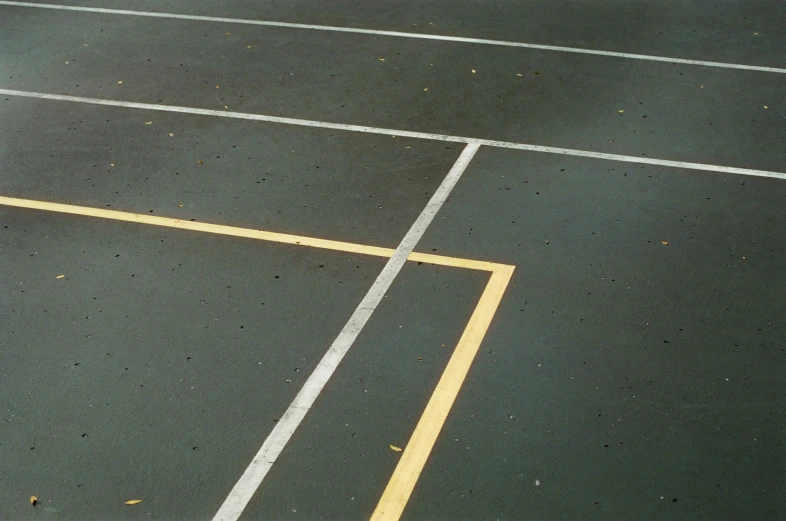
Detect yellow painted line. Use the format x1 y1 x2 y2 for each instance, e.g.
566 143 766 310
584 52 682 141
408 251 504 272
370 263 515 521
0 196 397 258
1 194 517 519
0 196 506 273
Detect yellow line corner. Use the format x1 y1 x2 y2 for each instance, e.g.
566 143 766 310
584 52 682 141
370 264 514 521
0 195 516 521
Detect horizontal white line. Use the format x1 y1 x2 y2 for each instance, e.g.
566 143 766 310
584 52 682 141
2 88 784 181
1 0 785 74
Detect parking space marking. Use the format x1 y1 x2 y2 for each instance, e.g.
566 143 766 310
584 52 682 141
2 89 785 181
2 0 784 74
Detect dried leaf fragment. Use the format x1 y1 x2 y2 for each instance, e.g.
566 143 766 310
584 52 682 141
124 499 142 505
389 445 403 452
30 496 38 506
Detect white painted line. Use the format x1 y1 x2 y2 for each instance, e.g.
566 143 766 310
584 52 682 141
1 0 784 74
210 143 480 521
3 88 784 181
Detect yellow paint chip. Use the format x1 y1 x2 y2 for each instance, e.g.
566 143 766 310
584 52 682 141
389 445 403 452
124 499 142 505
56 274 65 279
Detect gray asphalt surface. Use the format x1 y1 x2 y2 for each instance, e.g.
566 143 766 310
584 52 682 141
1 1 784 520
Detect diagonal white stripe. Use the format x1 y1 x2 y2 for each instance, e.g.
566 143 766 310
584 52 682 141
210 143 480 521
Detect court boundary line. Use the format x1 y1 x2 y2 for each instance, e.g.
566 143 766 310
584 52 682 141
1 0 784 74
2 89 785 181
1 161 512 521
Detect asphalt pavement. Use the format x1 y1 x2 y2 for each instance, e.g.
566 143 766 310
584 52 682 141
1 1 784 520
